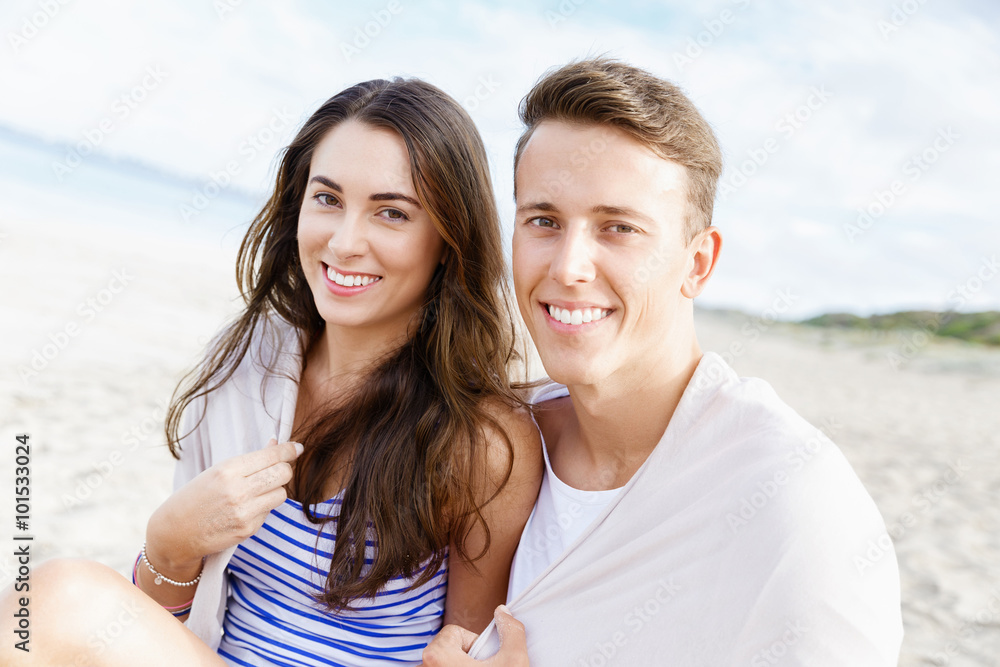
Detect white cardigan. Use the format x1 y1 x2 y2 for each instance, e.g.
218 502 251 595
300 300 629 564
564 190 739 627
174 317 304 650
471 353 903 665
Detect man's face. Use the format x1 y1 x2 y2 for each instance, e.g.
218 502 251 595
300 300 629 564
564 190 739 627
513 120 705 387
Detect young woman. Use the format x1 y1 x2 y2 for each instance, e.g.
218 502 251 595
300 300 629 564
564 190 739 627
1 78 541 666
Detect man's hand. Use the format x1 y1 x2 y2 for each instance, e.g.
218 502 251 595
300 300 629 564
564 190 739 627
422 605 528 667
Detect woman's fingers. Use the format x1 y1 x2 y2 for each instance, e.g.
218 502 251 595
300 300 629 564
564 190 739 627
234 439 303 477
254 485 290 518
244 459 294 496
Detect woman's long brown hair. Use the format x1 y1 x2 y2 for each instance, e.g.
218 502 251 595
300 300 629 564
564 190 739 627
164 78 523 609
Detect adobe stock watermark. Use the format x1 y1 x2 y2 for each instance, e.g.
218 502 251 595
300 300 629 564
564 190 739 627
885 253 996 370
928 586 1000 666
877 0 929 40
750 618 810 666
716 288 799 367
844 126 958 243
340 0 404 63
672 0 752 71
52 65 168 181
461 75 501 112
61 398 170 509
725 417 842 534
7 0 73 53
538 127 613 200
717 85 833 202
854 458 968 575
688 288 800 391
179 107 295 223
78 600 143 663
18 269 135 383
574 579 681 666
214 0 244 20
544 0 589 27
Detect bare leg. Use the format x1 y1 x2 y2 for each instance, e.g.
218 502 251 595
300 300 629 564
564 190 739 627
0 558 226 667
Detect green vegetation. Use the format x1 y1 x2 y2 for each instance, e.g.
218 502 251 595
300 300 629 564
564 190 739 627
801 311 1000 346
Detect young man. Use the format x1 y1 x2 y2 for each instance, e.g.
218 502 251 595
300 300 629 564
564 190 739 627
423 59 902 665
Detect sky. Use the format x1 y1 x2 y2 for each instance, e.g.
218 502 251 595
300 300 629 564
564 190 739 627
2 0 998 318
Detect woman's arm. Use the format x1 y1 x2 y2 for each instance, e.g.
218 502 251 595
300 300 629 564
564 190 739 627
137 439 303 617
443 405 542 634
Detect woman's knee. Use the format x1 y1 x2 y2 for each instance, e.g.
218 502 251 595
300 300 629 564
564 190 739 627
32 558 130 608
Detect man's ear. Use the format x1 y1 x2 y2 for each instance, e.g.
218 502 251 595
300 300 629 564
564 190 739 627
681 226 722 298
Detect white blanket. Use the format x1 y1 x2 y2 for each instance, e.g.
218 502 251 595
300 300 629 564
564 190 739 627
177 317 303 650
471 352 902 665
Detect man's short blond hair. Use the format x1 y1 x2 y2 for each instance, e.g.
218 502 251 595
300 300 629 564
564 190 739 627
514 58 723 240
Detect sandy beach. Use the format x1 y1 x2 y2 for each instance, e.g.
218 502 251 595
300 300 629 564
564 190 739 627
2 218 998 666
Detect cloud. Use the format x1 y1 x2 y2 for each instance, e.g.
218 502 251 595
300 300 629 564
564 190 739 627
1 0 995 315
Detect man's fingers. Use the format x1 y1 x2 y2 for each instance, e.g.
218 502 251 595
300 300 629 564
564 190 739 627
492 605 527 660
454 624 480 654
421 624 479 666
236 439 303 476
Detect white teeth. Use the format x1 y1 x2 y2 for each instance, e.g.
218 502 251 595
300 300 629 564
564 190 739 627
326 266 380 287
547 305 610 326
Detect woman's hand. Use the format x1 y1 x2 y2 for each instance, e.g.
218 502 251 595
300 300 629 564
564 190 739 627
144 438 303 579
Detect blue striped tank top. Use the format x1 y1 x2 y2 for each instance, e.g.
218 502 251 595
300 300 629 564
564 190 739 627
217 495 447 666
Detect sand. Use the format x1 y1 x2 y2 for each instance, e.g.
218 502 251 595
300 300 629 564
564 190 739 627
2 219 998 665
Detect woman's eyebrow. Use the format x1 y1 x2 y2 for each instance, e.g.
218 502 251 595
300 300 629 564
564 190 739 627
309 175 342 191
309 176 421 209
370 192 422 208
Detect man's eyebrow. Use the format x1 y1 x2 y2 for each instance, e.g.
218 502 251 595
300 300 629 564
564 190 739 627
308 176 421 208
516 201 560 214
592 204 656 224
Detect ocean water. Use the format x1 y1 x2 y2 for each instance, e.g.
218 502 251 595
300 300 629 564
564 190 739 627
0 124 263 249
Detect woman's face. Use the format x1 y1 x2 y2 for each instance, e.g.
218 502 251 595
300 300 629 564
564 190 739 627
297 120 445 341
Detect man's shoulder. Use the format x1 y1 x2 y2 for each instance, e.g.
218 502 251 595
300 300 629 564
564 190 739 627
684 353 821 452
680 354 879 532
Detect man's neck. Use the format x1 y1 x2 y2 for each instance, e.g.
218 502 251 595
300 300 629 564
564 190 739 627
553 336 703 490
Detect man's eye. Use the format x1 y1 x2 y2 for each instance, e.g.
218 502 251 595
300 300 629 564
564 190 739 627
609 224 636 234
530 217 556 228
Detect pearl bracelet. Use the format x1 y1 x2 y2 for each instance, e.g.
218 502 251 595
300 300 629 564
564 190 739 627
140 542 204 587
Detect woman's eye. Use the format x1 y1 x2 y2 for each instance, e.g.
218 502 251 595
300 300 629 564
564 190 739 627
381 208 408 222
313 193 340 207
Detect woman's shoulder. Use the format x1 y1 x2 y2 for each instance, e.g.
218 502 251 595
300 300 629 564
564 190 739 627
477 398 543 494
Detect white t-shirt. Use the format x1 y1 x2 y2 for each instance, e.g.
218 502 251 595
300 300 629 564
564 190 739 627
507 384 623 601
